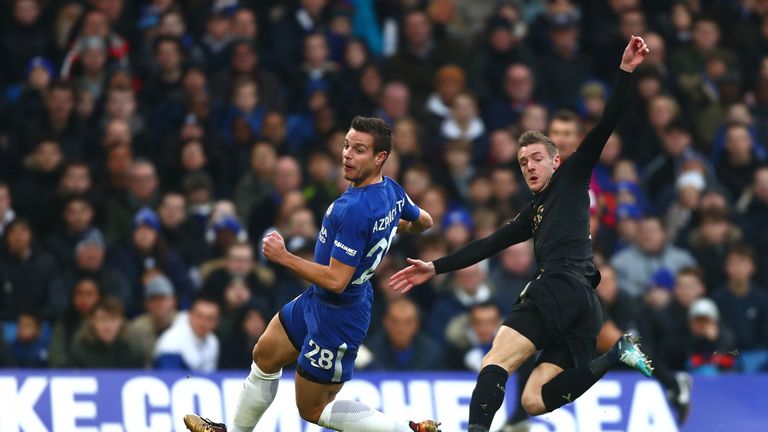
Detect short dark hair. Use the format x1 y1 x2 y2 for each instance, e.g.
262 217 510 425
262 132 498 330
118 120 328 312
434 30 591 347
350 116 392 155
727 244 754 261
470 300 501 317
676 267 705 285
518 130 558 158
92 297 125 318
550 109 583 133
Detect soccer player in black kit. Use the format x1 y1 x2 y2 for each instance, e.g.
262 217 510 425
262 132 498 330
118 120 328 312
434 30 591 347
390 36 652 432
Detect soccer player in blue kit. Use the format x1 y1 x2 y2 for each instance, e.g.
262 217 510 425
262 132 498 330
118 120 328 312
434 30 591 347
184 116 440 432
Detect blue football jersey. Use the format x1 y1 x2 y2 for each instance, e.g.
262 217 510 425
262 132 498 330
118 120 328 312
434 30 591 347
311 176 420 305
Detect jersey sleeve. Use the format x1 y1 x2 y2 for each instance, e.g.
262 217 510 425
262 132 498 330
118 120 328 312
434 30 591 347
330 202 368 267
401 191 420 222
570 69 632 179
393 179 420 222
433 206 533 274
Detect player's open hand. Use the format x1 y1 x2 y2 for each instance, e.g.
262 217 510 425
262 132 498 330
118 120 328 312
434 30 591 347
388 258 436 294
263 231 287 264
620 35 649 73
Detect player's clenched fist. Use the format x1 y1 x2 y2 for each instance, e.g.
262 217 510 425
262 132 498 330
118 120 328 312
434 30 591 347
263 231 287 264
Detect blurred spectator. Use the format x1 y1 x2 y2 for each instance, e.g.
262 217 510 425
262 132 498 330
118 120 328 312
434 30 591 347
288 32 340 114
426 64 467 124
200 12 233 73
10 313 48 368
428 262 495 346
126 272 178 367
375 81 411 127
595 264 642 352
271 0 330 77
387 9 466 109
468 13 537 103
101 86 154 161
547 109 581 160
687 209 742 290
210 39 282 112
489 241 535 313
649 267 706 371
48 229 132 319
60 8 129 77
104 159 161 242
611 216 696 298
484 63 537 130
712 245 768 351
69 297 144 369
70 36 109 102
46 196 97 267
1 0 53 84
443 208 473 252
17 80 85 161
3 56 55 129
440 93 488 164
111 208 193 312
202 241 274 312
302 150 339 223
247 156 302 239
716 124 765 200
49 276 101 367
153 294 220 372
157 191 208 269
642 122 708 211
234 142 277 222
218 301 269 370
366 297 443 370
444 301 502 371
486 128 519 168
664 170 707 244
538 12 593 110
12 139 64 237
685 298 737 375
0 218 56 321
441 140 475 202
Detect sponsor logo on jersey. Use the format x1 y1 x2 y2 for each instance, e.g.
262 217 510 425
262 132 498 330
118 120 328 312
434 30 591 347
334 240 357 256
326 203 334 216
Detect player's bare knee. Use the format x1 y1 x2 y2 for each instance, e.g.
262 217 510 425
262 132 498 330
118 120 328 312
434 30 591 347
252 340 280 374
521 391 547 416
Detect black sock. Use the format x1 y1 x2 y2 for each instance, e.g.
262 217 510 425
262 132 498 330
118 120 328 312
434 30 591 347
541 347 620 412
468 364 509 431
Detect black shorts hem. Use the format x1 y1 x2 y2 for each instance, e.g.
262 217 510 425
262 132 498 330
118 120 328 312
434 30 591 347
296 365 338 385
278 309 302 351
502 305 547 350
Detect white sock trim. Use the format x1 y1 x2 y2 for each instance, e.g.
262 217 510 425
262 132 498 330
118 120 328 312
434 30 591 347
250 361 281 381
318 401 334 428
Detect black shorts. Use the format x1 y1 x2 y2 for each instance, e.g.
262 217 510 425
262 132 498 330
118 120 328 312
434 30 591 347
502 272 603 369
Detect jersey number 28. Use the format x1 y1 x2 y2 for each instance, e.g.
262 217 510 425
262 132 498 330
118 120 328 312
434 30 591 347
304 339 347 382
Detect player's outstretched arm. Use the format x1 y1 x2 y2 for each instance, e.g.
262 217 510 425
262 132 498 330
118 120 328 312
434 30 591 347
575 35 648 168
263 231 355 293
389 219 531 293
397 208 433 234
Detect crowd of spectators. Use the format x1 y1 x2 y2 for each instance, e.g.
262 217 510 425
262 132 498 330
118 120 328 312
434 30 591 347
0 0 767 380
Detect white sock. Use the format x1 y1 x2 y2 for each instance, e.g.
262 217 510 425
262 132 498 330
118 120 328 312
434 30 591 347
318 399 412 432
229 362 282 432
